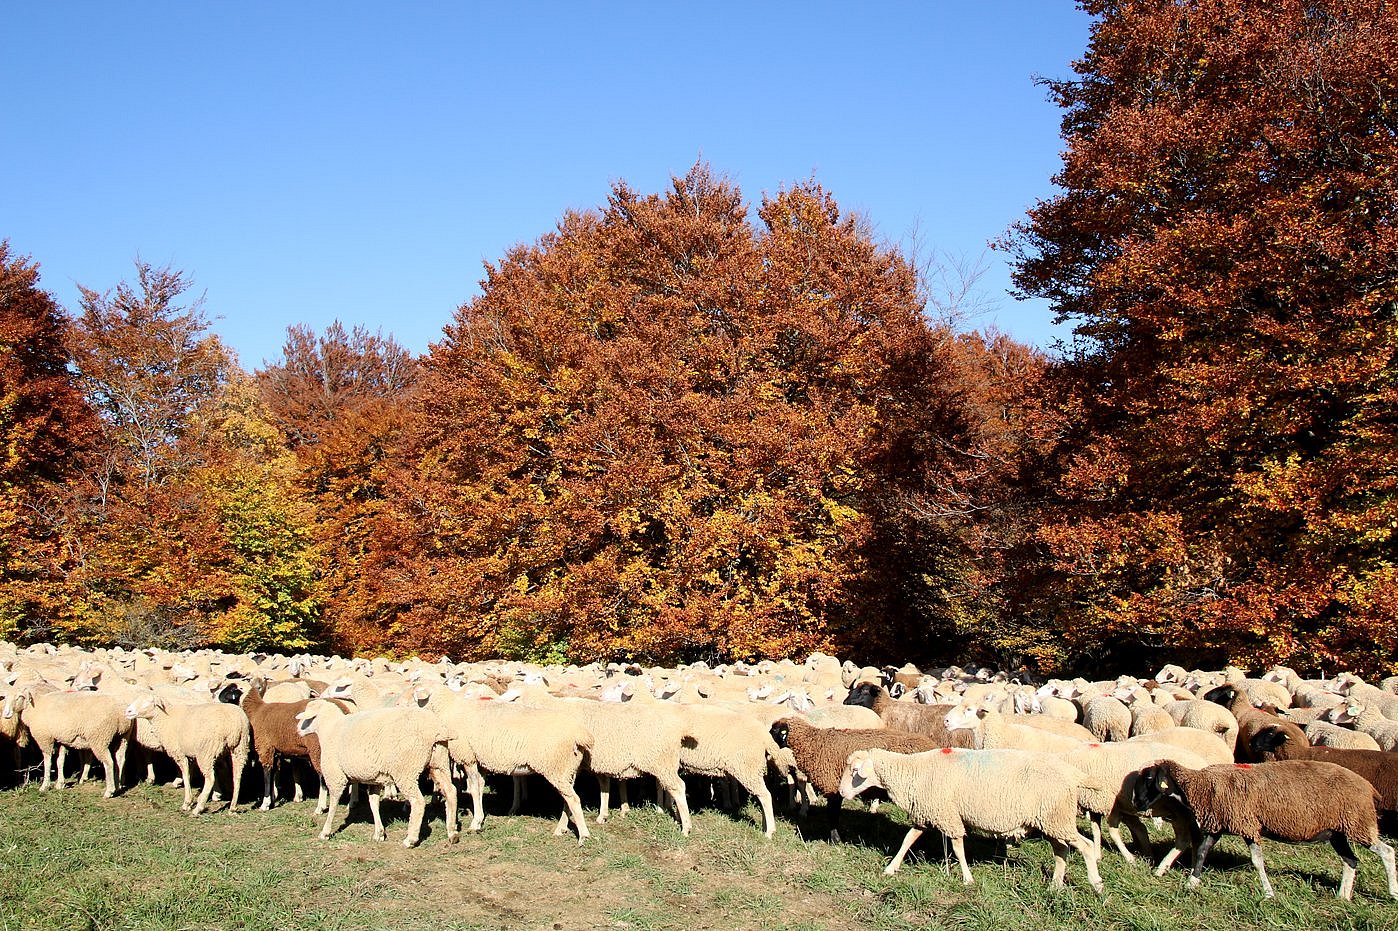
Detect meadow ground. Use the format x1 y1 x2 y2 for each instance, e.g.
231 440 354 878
1 776 1394 931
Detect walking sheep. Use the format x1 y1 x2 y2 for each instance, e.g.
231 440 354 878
4 688 133 797
838 747 1105 894
124 695 250 815
1131 759 1398 900
295 699 458 847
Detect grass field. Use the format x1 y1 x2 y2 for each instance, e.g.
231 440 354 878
1 776 1394 931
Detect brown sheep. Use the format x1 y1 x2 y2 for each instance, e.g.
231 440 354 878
1202 685 1306 762
217 677 318 810
1251 725 1398 820
842 682 966 744
1132 759 1398 900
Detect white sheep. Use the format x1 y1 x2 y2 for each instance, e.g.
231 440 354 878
1304 719 1383 751
944 706 1088 754
3 687 133 796
124 695 250 815
1081 695 1132 741
839 747 1104 893
296 699 459 847
414 686 593 843
1327 699 1398 750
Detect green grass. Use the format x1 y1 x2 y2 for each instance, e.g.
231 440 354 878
0 777 1394 931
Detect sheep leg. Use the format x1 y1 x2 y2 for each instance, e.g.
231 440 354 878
509 774 526 815
1248 841 1274 898
259 753 276 811
949 834 973 884
1062 831 1105 894
1187 832 1221 889
92 742 117 798
399 780 427 848
114 737 129 790
1332 834 1358 901
886 827 926 877
1112 809 1153 863
42 744 59 790
228 749 245 814
1153 811 1196 876
597 774 612 823
656 773 691 835
367 786 387 841
824 794 843 844
190 756 217 815
1088 812 1102 857
428 746 459 844
545 776 590 844
1368 839 1398 899
319 778 346 839
1047 836 1070 887
77 749 90 785
177 756 195 811
618 778 630 816
464 764 485 832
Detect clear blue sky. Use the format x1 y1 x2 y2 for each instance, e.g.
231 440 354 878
2 1 1091 370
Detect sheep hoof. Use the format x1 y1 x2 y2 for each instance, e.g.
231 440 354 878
319 833 331 841
374 830 387 842
103 790 115 799
1091 882 1105 897
1187 876 1201 890
259 802 272 812
402 837 419 849
448 832 460 845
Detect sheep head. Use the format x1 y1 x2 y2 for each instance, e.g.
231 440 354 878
1250 725 1293 759
124 695 165 720
843 682 879 709
769 720 791 749
838 750 882 799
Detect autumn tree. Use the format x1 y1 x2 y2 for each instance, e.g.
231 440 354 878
256 323 417 653
0 243 100 641
372 166 1037 664
1007 1 1398 673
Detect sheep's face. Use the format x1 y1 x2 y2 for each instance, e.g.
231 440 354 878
839 751 880 799
295 710 319 737
769 721 791 748
1130 765 1180 814
124 696 161 720
215 683 244 705
1328 702 1362 725
1 692 24 719
843 683 878 709
1250 726 1291 757
943 705 982 731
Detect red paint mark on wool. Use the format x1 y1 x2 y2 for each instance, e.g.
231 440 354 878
1234 763 1253 769
1089 743 1101 748
941 747 955 754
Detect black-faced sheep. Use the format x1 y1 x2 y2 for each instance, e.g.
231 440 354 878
1131 759 1398 900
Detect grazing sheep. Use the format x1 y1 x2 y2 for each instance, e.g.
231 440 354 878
838 747 1104 893
3 688 133 796
842 683 964 744
1132 759 1398 900
414 687 593 843
295 700 458 847
770 717 947 842
1250 726 1398 820
124 695 250 815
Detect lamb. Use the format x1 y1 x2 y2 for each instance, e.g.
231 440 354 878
770 717 947 842
124 695 250 815
1327 699 1398 751
944 706 1089 754
1131 759 1398 900
3 688 133 796
412 686 593 843
842 682 965 744
1250 725 1398 819
838 747 1104 893
295 699 458 847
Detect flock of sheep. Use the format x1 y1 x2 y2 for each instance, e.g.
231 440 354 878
3 640 1398 904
